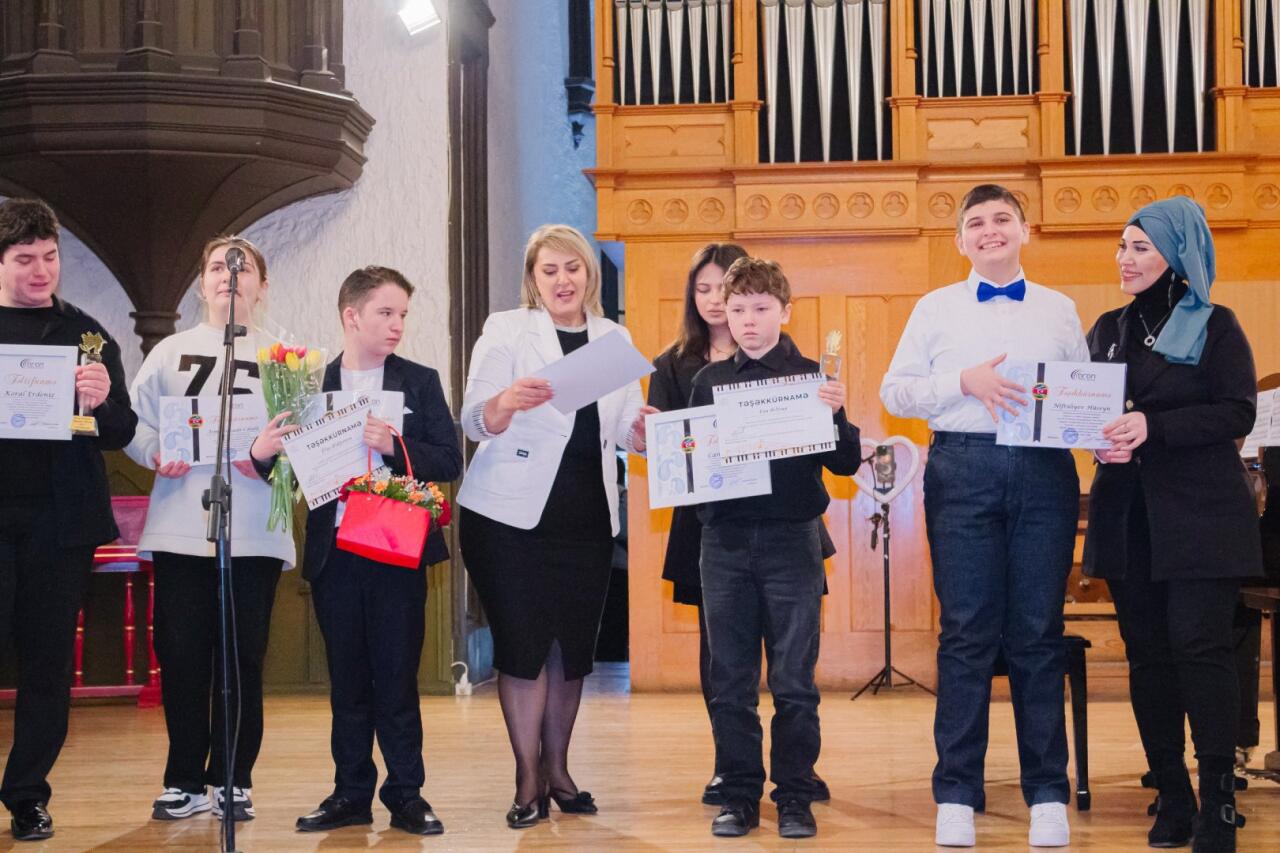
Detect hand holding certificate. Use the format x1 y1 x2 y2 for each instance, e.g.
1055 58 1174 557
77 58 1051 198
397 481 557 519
995 360 1126 449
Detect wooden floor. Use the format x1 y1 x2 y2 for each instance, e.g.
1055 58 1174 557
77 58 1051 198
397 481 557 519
2 667 1277 851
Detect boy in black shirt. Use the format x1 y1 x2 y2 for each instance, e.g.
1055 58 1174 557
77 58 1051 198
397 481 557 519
689 258 860 838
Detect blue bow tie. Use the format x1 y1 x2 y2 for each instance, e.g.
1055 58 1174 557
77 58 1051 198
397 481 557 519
976 279 1026 302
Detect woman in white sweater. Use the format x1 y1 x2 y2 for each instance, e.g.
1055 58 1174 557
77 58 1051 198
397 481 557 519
125 236 296 823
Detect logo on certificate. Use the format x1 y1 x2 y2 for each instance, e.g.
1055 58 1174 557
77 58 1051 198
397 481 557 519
680 436 696 453
1032 382 1049 401
11 414 25 428
188 414 205 429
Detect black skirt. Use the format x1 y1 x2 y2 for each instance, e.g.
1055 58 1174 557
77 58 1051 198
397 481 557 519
460 507 614 680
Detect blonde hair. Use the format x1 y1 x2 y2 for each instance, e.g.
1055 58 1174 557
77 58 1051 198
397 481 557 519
520 224 602 316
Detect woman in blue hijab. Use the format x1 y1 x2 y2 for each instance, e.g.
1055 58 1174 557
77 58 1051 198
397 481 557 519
1082 197 1263 853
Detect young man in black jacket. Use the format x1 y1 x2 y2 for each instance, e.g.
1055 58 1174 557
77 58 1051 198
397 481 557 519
0 198 137 841
287 266 462 837
689 257 861 839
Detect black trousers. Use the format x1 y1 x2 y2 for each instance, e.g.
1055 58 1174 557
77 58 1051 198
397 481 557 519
0 501 93 808
701 519 825 804
1108 495 1241 764
152 552 281 792
310 544 427 809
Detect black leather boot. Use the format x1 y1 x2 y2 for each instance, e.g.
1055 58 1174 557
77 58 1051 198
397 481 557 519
1144 756 1196 848
1192 758 1246 853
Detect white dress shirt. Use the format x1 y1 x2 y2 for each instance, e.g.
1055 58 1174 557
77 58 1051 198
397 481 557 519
880 268 1089 433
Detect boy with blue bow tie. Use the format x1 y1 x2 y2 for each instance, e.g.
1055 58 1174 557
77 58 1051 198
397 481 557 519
881 184 1089 849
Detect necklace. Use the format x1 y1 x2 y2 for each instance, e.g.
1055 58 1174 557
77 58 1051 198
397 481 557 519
709 342 735 359
1136 306 1173 347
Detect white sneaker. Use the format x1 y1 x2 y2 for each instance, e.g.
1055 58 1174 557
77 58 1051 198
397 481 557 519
151 787 211 820
1028 801 1070 847
935 803 975 847
212 786 255 821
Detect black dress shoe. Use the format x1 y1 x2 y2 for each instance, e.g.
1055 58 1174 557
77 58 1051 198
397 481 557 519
10 800 53 842
505 794 549 829
549 787 597 814
702 775 725 806
711 799 759 837
295 796 373 832
778 797 817 838
389 797 444 836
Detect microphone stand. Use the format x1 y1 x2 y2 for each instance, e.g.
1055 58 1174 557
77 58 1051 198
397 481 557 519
202 256 245 853
852 452 934 701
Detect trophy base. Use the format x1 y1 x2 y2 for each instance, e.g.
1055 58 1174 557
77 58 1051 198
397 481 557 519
70 415 99 437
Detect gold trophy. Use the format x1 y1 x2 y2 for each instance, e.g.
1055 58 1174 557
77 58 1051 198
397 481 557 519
70 332 105 436
820 330 843 379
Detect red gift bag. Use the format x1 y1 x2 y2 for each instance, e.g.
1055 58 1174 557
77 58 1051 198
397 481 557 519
336 427 431 569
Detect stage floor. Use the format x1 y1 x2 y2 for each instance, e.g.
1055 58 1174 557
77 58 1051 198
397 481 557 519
2 668 1277 851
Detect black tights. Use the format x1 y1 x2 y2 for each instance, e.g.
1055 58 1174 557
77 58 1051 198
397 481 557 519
497 642 586 806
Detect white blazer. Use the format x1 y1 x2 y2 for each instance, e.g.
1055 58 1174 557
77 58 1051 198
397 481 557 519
457 307 644 535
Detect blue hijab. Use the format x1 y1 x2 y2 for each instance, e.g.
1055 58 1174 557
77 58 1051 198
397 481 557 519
1128 196 1215 365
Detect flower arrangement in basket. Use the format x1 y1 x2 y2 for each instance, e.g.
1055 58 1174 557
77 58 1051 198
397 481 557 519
336 427 452 569
256 342 325 532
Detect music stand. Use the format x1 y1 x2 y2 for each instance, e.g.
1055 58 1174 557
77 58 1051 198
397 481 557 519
853 444 934 700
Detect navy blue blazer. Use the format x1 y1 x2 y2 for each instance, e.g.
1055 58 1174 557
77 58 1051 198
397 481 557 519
301 353 462 581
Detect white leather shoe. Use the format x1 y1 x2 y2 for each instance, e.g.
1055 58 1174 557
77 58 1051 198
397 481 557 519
935 803 975 847
1028 801 1070 847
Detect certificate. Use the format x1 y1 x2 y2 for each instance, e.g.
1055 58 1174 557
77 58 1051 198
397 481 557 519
712 373 837 465
1242 388 1279 459
159 395 267 466
0 344 77 441
645 406 772 508
995 360 1127 449
534 330 655 414
308 389 406 433
281 395 375 509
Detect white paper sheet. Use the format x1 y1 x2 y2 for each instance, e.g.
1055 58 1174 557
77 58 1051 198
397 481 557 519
534 330 654 414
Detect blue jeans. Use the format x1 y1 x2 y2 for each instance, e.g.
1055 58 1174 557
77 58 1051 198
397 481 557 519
700 518 825 804
923 432 1078 809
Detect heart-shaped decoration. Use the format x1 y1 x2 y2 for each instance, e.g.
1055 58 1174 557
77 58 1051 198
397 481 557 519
849 435 922 505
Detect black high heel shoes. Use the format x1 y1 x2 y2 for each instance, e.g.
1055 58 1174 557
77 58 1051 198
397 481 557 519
505 794 549 829
549 788 598 814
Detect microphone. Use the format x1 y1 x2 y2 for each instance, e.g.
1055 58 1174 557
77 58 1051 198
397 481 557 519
224 246 246 274
872 444 897 493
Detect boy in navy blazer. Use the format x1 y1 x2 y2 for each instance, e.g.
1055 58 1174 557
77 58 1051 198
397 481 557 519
291 267 462 836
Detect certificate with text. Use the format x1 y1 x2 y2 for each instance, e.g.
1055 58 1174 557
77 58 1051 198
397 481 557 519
645 406 772 508
281 395 375 509
310 389 405 433
712 373 837 465
0 344 76 441
996 360 1126 450
159 394 267 466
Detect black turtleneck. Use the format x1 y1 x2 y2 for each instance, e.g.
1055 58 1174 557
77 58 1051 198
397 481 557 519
1128 268 1187 354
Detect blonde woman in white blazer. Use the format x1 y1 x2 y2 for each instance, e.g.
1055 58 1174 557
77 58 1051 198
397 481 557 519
458 225 652 829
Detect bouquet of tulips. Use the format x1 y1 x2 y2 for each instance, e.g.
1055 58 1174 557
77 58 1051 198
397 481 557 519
256 342 325 532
